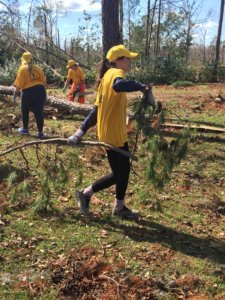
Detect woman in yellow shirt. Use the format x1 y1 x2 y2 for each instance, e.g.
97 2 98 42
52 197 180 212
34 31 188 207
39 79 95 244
68 45 150 217
14 52 46 139
63 60 86 104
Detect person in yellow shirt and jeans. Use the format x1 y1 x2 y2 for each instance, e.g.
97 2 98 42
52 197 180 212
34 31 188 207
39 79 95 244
14 52 47 139
63 60 86 104
67 45 151 218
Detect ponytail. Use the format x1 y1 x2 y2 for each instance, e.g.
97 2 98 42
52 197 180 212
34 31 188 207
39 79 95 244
95 58 111 88
27 61 36 80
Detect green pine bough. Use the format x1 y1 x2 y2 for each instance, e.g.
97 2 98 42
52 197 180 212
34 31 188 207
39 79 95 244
133 99 190 190
6 149 82 214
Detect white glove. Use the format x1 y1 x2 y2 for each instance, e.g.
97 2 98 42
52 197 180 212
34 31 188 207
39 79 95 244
13 90 20 103
67 129 84 145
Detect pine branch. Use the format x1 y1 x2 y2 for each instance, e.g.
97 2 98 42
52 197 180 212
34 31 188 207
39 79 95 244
0 138 138 162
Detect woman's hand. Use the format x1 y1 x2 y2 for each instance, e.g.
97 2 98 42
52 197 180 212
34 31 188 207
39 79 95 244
141 83 155 107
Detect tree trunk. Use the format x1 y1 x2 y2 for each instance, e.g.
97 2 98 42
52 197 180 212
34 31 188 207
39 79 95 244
0 85 93 117
119 0 123 43
212 0 225 82
27 0 33 44
44 13 49 65
155 0 162 59
147 0 157 64
102 0 120 57
145 0 151 61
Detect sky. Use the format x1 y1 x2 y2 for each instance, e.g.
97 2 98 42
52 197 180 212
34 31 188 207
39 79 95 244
1 0 224 45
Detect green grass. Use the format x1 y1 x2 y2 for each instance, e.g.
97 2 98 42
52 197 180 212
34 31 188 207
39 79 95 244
1 84 225 298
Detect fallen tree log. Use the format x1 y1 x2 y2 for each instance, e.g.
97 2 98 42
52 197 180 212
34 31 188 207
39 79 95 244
1 85 225 134
0 85 94 117
162 123 225 134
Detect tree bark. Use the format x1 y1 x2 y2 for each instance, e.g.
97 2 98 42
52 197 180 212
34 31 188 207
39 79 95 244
119 0 124 43
27 0 33 44
147 0 157 63
0 138 138 161
145 0 151 61
155 0 162 59
212 0 225 81
102 0 120 57
0 85 93 116
1 85 225 134
44 13 49 65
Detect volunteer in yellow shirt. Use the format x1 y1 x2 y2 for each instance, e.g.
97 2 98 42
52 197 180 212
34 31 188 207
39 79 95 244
67 45 150 217
14 52 46 139
63 60 86 104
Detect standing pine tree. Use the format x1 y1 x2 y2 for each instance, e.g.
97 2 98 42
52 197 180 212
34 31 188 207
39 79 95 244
102 0 120 56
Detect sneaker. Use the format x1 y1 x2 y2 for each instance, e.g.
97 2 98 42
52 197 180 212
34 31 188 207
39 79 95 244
112 205 140 219
18 128 29 135
75 190 90 215
38 132 45 139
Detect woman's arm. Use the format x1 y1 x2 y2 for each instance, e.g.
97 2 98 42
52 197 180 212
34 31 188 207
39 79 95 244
67 105 98 145
112 77 146 92
80 105 98 134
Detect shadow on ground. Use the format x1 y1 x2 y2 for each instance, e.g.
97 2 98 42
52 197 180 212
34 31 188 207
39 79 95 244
63 209 225 265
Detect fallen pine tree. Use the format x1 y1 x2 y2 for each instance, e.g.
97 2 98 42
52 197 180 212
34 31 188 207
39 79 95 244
1 85 225 134
0 85 93 117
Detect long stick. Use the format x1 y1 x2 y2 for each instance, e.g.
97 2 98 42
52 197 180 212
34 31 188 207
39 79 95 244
0 138 138 162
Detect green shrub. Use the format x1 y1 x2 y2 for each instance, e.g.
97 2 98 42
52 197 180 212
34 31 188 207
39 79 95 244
217 65 225 82
85 69 96 86
128 57 197 84
0 58 19 85
171 81 194 87
198 64 213 82
40 64 64 85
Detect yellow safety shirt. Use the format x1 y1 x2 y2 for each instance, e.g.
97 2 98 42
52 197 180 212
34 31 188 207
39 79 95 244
67 67 85 85
14 64 46 90
95 68 127 147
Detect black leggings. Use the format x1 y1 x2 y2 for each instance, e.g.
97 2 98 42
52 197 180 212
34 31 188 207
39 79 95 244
92 142 130 200
21 85 46 132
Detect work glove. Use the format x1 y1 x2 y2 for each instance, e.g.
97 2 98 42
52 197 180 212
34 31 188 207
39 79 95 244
13 90 20 103
62 85 67 93
67 129 84 145
141 83 155 107
75 85 81 93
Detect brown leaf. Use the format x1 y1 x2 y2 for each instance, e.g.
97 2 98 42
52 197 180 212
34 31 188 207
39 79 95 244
91 195 102 204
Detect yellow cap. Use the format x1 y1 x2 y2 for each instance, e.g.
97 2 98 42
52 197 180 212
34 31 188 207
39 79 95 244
106 44 138 63
21 52 32 64
66 60 77 68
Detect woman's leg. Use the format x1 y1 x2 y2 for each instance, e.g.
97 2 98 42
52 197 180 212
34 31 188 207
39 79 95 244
85 143 130 199
76 143 131 215
21 91 32 130
32 85 46 133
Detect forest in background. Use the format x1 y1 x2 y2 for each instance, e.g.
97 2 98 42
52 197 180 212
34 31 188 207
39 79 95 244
0 0 225 86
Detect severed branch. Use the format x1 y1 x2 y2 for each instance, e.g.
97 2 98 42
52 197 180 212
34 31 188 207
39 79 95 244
19 148 29 171
0 138 138 162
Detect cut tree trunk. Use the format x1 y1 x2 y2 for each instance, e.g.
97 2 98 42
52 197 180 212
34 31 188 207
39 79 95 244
0 85 93 117
1 85 225 134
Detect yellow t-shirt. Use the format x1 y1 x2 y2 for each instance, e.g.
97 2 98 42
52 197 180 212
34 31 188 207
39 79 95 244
67 67 85 85
95 68 127 147
14 64 46 90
